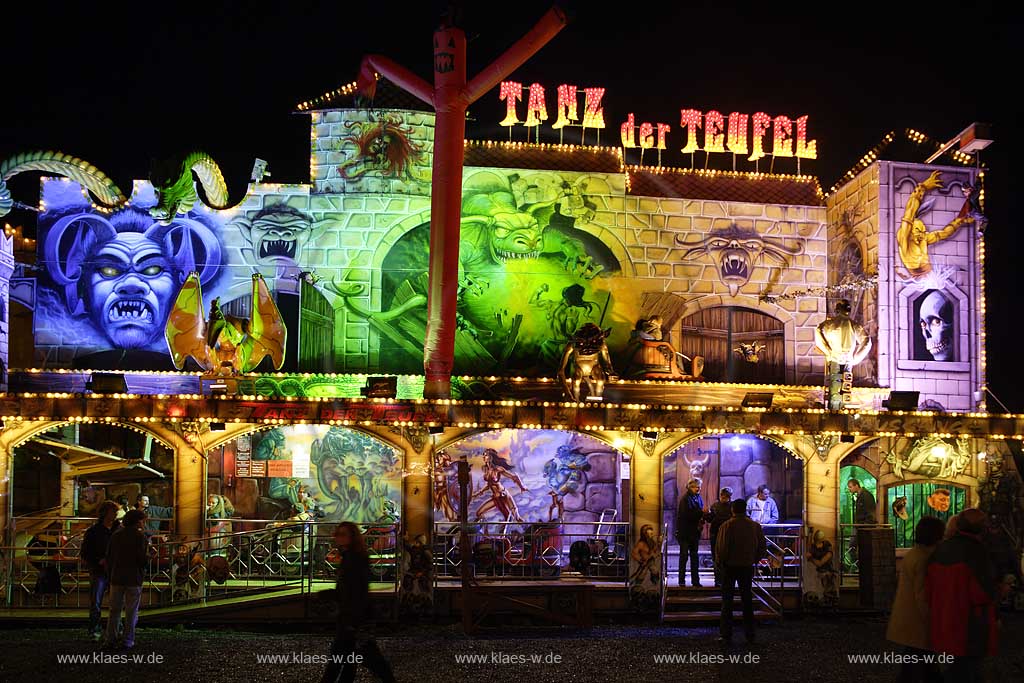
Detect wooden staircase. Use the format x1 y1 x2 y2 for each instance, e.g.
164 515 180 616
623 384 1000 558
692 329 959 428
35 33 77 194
661 584 780 623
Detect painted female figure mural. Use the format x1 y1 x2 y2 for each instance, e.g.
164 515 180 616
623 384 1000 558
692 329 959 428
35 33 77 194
472 448 526 523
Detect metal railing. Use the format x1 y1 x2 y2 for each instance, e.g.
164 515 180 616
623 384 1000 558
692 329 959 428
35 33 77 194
752 523 802 615
658 523 668 623
1 518 398 609
432 519 630 585
838 522 894 586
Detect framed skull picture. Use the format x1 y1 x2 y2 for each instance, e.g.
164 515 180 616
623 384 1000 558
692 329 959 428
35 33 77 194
912 289 956 362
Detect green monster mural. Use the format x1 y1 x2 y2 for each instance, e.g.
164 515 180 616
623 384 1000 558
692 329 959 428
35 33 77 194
337 171 620 375
251 426 401 524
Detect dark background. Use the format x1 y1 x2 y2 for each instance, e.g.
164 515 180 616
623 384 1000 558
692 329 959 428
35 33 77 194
1 2 1019 409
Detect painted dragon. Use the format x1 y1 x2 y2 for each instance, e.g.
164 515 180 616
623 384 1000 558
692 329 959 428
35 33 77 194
0 150 236 223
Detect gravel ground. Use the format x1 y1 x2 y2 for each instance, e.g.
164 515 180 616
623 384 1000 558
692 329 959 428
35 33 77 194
1 614 1022 683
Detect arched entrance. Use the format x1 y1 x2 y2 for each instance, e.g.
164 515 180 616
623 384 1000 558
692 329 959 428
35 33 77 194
432 429 628 579
207 425 404 528
663 433 803 586
678 306 785 383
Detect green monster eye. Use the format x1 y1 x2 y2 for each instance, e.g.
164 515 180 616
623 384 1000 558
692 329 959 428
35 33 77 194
493 227 511 238
141 265 163 276
100 266 121 277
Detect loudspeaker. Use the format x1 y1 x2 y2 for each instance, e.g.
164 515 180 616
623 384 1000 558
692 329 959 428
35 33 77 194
882 391 919 411
741 392 774 408
361 376 398 398
85 373 127 393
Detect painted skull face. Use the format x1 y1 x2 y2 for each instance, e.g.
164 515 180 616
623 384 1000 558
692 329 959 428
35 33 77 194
919 290 954 361
88 234 175 348
678 224 804 296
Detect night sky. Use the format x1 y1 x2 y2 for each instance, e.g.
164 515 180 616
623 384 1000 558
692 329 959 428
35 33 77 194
2 3 1020 409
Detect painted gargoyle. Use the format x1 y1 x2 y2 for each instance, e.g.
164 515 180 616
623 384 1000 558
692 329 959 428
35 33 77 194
165 272 287 374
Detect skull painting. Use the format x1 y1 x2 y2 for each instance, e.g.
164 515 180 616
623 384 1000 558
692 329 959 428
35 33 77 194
916 289 955 361
677 224 805 296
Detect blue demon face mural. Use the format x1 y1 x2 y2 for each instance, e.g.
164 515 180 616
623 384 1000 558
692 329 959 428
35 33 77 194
89 233 177 348
39 202 222 353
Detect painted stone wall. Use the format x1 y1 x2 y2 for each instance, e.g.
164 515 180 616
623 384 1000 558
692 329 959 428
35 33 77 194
877 161 981 410
826 165 880 384
30 107 829 383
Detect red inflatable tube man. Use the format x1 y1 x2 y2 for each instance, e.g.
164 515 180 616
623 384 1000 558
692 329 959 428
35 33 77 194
356 7 568 398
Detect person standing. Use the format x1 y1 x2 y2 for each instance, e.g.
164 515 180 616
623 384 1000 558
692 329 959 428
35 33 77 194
846 478 877 565
708 487 734 587
847 479 877 524
716 499 767 644
321 522 396 683
103 510 150 650
886 516 945 683
675 479 705 587
80 500 121 640
926 508 1001 683
746 485 779 525
136 495 173 535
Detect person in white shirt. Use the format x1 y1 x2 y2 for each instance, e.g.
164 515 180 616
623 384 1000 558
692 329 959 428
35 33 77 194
746 485 779 525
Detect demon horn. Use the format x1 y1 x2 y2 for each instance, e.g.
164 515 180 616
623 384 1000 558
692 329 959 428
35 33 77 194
0 151 128 217
144 217 223 285
42 212 118 314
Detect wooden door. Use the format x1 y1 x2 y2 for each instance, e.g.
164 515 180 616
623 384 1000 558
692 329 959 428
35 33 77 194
678 307 784 383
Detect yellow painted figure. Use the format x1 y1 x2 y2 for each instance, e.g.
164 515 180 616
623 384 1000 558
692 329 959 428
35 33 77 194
897 170 974 277
165 272 287 374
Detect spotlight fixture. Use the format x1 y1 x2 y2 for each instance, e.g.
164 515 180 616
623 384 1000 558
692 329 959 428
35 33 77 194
428 425 445 434
209 422 226 432
640 430 658 440
209 382 229 397
840 434 855 443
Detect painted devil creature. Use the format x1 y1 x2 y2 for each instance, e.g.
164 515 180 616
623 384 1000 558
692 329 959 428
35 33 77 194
39 205 222 351
677 223 805 296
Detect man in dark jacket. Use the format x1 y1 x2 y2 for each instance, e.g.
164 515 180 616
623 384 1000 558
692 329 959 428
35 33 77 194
675 478 705 587
708 487 734 587
103 510 150 649
716 499 767 644
322 522 395 683
80 500 121 640
926 508 1001 681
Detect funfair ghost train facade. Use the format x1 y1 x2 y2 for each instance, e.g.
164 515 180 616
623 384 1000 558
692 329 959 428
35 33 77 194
0 66 1020 625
